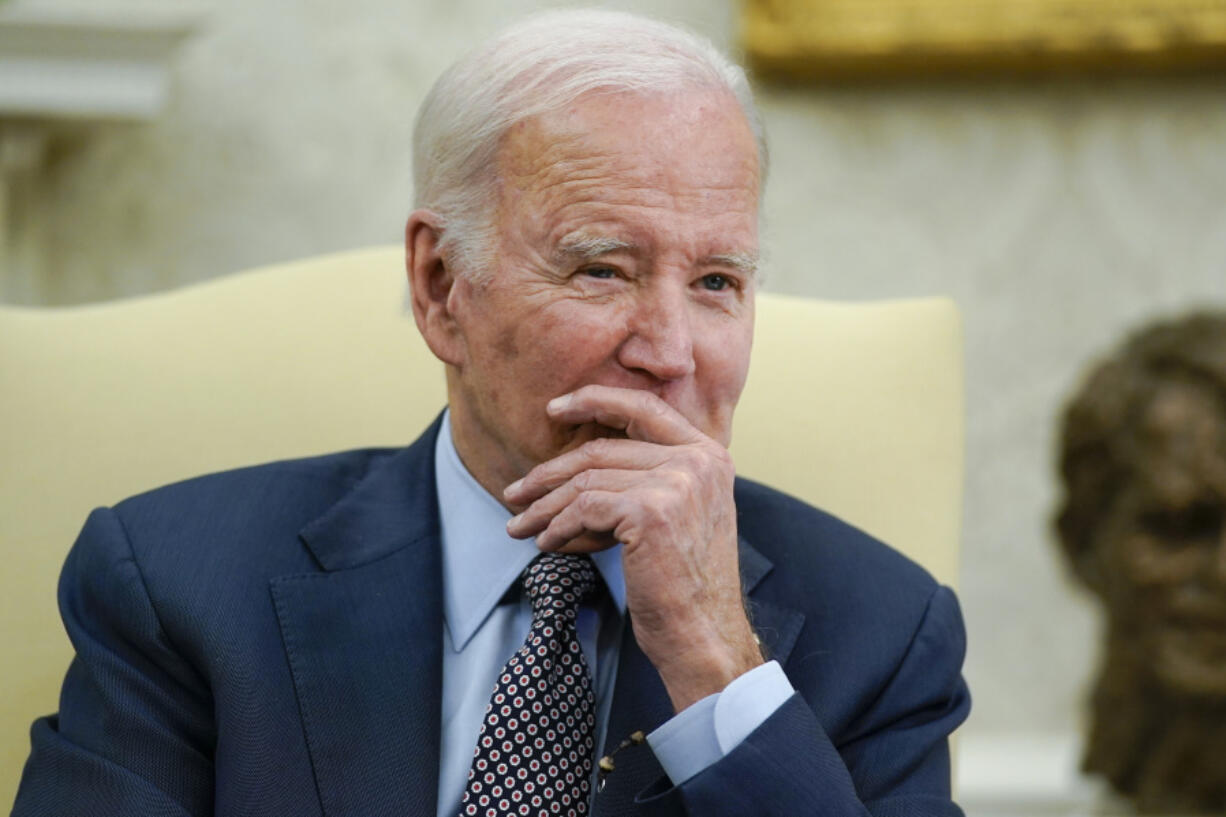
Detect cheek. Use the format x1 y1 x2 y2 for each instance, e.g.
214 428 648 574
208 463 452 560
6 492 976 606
691 320 752 445
728 336 753 391
534 303 628 373
494 324 520 361
1117 532 1171 584
1116 531 1203 592
701 320 753 394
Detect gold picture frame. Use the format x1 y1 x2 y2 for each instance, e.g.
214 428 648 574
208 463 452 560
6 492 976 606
742 0 1226 79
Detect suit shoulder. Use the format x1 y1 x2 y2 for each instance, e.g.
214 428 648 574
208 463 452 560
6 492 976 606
109 448 398 559
116 447 396 512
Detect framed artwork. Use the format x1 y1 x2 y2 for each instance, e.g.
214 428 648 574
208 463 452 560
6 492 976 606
742 0 1226 79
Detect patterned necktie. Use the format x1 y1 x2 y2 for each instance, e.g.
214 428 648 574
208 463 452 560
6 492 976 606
459 553 600 817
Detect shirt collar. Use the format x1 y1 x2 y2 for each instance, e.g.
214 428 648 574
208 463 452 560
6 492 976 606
435 410 626 652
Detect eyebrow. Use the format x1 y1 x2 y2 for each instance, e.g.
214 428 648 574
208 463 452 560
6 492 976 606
555 235 635 262
708 251 760 277
555 234 760 279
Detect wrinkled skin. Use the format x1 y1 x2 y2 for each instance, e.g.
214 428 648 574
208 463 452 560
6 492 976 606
407 88 764 711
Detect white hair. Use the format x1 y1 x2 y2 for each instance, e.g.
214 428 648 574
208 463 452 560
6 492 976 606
411 8 767 281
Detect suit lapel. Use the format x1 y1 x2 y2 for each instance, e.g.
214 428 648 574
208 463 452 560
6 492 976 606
738 539 807 667
272 420 444 817
593 536 805 816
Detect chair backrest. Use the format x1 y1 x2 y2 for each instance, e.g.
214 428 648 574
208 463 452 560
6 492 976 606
0 246 963 807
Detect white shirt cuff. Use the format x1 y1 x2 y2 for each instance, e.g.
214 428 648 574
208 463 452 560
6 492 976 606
645 660 794 786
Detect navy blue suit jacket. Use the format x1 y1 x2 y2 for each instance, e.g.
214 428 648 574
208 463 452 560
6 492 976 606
14 418 970 816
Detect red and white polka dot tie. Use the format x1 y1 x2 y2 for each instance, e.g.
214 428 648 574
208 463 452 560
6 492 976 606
458 553 599 817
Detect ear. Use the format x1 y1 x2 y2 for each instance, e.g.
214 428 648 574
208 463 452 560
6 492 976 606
406 210 466 367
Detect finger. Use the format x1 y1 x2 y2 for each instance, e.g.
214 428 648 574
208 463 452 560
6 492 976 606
507 469 645 539
535 489 630 552
544 531 619 555
504 438 666 505
547 385 706 447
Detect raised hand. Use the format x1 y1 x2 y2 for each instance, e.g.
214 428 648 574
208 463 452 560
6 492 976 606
504 384 763 711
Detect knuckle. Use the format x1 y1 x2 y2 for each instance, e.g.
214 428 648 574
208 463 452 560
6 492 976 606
665 468 694 494
586 437 613 460
679 447 705 469
641 492 673 525
575 491 597 514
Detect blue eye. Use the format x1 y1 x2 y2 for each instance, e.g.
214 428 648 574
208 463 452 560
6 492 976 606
701 274 733 291
583 267 617 279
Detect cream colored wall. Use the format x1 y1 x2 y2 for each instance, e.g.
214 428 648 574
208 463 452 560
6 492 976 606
759 79 1226 739
7 0 1226 745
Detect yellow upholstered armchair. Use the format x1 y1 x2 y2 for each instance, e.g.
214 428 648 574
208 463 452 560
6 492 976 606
0 246 963 807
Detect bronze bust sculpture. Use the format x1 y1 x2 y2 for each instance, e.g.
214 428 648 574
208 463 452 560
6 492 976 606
1056 312 1226 813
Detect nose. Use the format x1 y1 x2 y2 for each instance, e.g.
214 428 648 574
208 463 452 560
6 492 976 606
616 284 696 382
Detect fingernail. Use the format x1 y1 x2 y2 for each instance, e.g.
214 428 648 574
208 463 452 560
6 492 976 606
547 394 571 412
507 513 522 528
504 479 523 496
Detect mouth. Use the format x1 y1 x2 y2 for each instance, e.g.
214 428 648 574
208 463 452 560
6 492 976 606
542 421 628 460
561 422 629 448
1145 608 1226 672
1161 593 1226 629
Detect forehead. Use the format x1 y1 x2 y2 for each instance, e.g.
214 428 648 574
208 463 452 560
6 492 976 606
495 89 760 234
1127 384 1226 505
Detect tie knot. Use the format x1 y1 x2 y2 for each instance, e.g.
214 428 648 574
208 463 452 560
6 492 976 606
521 552 598 618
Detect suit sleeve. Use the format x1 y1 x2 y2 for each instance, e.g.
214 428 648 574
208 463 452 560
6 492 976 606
12 508 215 817
635 585 971 817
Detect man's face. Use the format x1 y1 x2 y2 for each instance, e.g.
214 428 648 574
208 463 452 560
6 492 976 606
443 89 760 491
1093 381 1226 695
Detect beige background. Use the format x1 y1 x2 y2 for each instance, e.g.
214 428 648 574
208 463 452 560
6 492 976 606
5 0 1226 756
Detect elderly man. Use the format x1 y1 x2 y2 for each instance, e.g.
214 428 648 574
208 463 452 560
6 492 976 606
14 10 969 817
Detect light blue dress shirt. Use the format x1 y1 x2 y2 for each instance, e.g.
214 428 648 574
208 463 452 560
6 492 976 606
433 411 793 817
